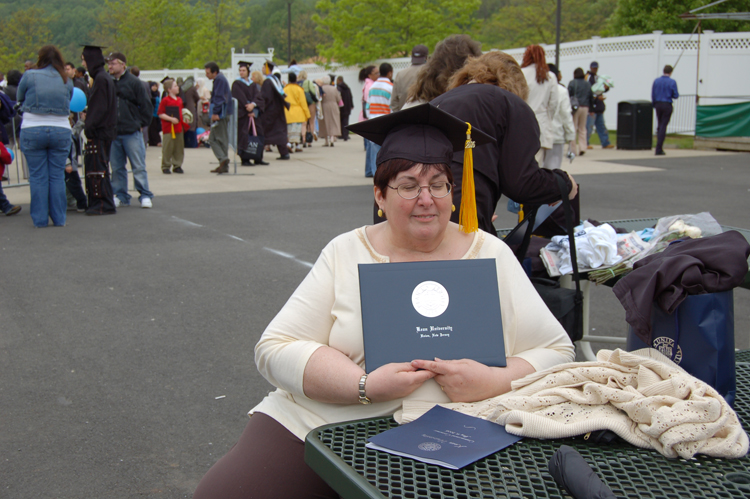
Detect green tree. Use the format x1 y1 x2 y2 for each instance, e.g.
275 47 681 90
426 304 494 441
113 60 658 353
477 0 616 50
183 0 252 68
609 0 750 35
313 0 482 66
94 0 192 69
0 7 53 72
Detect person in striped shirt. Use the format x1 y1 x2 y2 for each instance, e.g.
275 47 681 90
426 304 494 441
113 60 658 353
365 63 393 174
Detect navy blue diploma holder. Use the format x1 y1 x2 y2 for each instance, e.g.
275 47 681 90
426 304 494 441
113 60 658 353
359 259 506 374
626 290 736 406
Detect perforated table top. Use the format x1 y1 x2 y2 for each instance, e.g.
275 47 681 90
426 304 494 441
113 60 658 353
305 351 750 498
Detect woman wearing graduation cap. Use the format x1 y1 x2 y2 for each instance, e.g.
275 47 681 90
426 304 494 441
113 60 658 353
232 61 268 165
193 103 574 499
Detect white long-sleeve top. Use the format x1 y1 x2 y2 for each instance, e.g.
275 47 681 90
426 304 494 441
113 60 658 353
522 65 559 150
251 226 575 440
552 84 576 145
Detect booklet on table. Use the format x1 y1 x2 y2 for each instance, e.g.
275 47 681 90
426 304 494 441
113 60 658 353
366 406 522 470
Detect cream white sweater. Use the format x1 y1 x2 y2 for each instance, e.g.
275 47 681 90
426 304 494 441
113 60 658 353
400 348 748 459
251 226 575 440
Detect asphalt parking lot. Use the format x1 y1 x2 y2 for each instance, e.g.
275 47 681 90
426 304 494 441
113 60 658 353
1 140 748 498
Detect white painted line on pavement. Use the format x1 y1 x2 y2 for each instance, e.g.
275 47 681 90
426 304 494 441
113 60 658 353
170 216 203 227
227 235 245 242
263 247 314 268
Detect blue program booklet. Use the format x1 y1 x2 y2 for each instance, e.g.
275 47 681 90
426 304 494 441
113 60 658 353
358 259 506 373
366 406 522 470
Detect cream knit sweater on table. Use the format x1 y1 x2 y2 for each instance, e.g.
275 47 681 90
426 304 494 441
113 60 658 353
399 348 748 459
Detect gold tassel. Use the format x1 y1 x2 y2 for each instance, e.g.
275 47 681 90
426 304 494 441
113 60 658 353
171 123 176 139
459 122 478 233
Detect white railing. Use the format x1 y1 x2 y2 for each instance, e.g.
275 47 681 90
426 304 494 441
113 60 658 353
137 31 750 134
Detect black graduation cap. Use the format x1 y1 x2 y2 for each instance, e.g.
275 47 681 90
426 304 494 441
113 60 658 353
238 61 252 69
348 102 496 233
347 102 494 167
160 76 172 84
80 44 108 49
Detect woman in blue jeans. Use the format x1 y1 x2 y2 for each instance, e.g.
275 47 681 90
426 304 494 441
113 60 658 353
17 45 74 227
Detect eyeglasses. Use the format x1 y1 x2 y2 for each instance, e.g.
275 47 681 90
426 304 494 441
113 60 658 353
387 182 453 200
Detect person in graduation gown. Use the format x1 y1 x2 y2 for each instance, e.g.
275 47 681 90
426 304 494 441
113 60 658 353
429 51 578 236
232 62 267 166
81 45 117 216
258 62 290 160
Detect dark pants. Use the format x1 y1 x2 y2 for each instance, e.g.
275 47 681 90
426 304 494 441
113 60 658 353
184 130 198 148
339 111 350 140
148 117 162 146
0 181 14 213
65 169 87 210
192 412 339 499
654 101 673 153
84 137 116 215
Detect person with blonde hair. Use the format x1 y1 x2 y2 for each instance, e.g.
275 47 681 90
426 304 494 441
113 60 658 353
431 51 577 236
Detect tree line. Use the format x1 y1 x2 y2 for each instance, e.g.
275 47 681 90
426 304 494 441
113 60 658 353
1 0 748 72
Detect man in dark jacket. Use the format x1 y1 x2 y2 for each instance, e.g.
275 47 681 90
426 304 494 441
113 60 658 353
205 61 232 173
107 51 154 208
81 45 118 216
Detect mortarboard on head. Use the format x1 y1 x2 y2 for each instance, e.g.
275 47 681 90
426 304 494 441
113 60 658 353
238 61 252 69
80 44 108 50
348 103 495 233
160 76 172 84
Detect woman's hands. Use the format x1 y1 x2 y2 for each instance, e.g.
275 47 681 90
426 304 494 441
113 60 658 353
365 363 436 403
410 357 535 403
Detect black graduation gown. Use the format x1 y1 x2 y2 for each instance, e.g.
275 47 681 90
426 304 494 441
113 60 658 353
431 84 573 236
232 79 255 153
82 52 118 215
258 77 289 146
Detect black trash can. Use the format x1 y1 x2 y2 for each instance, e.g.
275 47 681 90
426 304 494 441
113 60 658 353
617 101 653 150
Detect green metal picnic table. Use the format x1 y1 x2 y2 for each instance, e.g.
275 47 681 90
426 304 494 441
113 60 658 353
304 351 750 499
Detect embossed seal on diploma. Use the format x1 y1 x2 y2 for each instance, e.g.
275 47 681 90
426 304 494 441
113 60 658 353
412 281 449 318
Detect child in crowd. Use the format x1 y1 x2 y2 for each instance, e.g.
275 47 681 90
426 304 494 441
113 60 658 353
157 79 188 174
0 142 22 216
65 111 88 212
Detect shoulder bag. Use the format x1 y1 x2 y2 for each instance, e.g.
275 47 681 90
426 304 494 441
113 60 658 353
515 175 583 342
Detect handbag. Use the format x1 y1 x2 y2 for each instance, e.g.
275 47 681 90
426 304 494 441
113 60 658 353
570 95 580 113
626 290 736 406
305 91 313 105
514 174 583 342
305 131 313 144
244 116 265 162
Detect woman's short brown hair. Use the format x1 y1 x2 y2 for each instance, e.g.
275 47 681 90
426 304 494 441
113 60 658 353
447 51 528 100
373 159 453 198
407 35 482 104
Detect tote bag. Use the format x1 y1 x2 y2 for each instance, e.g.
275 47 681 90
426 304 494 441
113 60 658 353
244 116 265 163
626 290 736 406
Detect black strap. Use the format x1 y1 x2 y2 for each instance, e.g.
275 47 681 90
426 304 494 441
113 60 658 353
555 174 581 293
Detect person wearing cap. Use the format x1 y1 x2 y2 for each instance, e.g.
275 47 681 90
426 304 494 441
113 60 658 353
652 65 679 156
431 51 578 236
258 61 291 160
404 34 482 109
390 44 428 112
81 44 117 215
232 61 268 165
204 61 233 173
586 61 613 149
192 103 574 499
107 51 155 208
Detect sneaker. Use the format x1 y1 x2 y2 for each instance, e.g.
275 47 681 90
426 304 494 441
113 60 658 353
172 167 184 174
587 145 593 150
141 197 153 209
162 169 172 174
603 144 614 149
5 205 21 216
114 197 123 208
